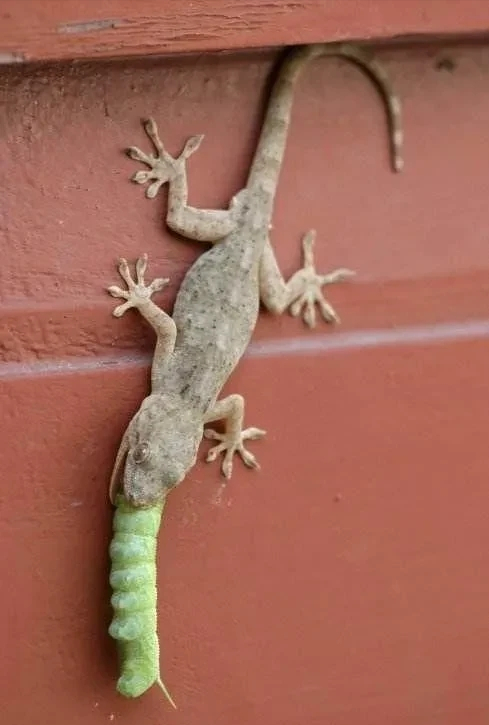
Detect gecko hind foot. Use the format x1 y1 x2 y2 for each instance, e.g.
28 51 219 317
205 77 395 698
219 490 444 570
288 230 355 328
108 254 169 317
204 427 266 479
127 118 204 199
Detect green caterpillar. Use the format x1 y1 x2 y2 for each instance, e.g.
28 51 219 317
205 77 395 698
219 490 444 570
108 494 176 707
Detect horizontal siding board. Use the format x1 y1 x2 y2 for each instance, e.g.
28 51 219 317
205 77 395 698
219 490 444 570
1 0 489 64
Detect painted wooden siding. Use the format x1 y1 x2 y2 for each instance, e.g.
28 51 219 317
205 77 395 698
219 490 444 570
1 36 489 725
0 0 489 63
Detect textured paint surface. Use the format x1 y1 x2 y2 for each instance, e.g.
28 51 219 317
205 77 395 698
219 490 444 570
1 0 489 63
1 42 489 725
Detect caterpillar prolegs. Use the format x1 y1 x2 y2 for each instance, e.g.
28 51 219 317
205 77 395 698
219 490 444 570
108 494 176 707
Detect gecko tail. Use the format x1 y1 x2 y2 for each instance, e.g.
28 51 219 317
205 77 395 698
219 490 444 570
328 43 404 173
157 677 178 709
247 41 403 197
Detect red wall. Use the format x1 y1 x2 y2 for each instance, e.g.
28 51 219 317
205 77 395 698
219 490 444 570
2 42 489 724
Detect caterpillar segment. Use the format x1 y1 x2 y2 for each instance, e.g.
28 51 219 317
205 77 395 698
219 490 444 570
108 495 176 708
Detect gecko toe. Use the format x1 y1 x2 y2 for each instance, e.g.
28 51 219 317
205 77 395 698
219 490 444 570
206 442 225 462
204 428 263 478
242 427 266 441
239 448 259 469
132 170 153 184
221 453 234 479
113 301 132 317
204 428 223 442
107 285 128 299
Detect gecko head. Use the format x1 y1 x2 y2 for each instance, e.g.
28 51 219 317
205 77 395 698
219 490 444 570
121 396 203 508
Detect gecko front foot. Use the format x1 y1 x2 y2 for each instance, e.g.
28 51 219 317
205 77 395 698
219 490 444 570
127 118 204 199
287 230 355 328
108 254 169 317
204 427 266 479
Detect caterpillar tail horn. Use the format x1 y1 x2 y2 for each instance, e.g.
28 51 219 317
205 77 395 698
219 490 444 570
157 677 177 709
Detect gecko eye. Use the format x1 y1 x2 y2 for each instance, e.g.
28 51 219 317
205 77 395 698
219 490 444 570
132 442 151 464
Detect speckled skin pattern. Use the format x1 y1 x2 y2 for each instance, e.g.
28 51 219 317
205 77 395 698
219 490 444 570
108 42 403 508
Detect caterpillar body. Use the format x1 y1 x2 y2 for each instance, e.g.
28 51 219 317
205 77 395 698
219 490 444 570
108 494 176 707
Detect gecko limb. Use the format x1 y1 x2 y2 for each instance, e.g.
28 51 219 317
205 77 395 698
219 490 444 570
259 230 355 328
128 118 246 242
108 254 177 389
203 394 266 479
108 254 169 317
128 118 201 198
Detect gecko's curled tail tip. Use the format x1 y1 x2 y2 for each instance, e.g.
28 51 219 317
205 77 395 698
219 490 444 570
394 157 404 173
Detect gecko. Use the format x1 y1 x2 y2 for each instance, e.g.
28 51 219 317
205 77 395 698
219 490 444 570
108 42 403 508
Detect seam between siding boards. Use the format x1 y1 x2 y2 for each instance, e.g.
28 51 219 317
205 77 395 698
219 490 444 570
2 318 489 380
